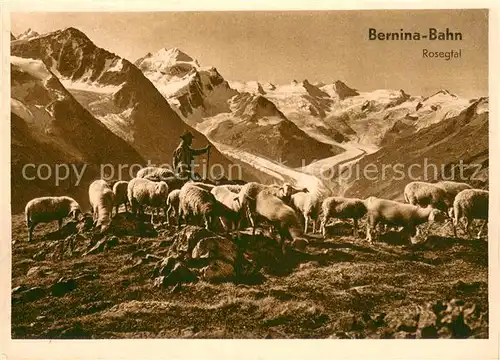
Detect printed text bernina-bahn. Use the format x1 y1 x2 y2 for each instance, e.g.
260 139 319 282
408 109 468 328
369 28 463 41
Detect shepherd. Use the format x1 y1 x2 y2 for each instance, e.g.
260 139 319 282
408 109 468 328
172 130 211 180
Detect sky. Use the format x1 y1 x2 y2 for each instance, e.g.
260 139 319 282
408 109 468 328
11 10 488 98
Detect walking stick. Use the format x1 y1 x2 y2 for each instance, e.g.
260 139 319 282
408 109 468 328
205 145 211 181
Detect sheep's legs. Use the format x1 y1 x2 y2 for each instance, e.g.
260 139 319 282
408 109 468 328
353 218 359 237
248 211 256 237
408 226 417 244
203 215 211 231
321 215 328 238
477 220 487 239
28 224 36 242
177 210 183 230
464 217 472 238
304 216 309 234
166 205 173 226
58 218 63 230
365 223 374 243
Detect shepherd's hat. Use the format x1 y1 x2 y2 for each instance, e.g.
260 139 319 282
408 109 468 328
180 131 194 140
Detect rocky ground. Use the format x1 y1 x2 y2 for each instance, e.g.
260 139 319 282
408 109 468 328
11 213 488 339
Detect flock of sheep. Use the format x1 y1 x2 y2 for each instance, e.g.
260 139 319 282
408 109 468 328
24 166 489 252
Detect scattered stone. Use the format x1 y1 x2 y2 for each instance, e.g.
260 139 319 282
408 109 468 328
33 250 46 261
298 261 320 270
418 325 438 339
170 283 182 293
42 221 78 240
153 276 166 288
19 287 46 302
152 255 179 278
83 236 119 256
26 266 40 277
76 214 94 233
26 266 52 277
394 331 415 339
50 277 77 297
74 272 99 281
153 263 197 288
110 212 157 237
192 236 237 264
12 285 27 295
143 254 163 263
291 238 309 251
181 325 199 337
106 236 120 248
132 249 147 258
158 240 170 247
59 321 89 339
200 260 234 282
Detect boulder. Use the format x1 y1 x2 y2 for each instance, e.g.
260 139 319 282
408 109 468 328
153 262 197 288
50 277 77 297
200 260 234 281
109 212 157 237
191 236 237 264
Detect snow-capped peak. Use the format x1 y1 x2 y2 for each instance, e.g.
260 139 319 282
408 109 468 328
17 28 40 40
423 89 457 101
11 56 52 81
157 47 196 64
135 47 200 74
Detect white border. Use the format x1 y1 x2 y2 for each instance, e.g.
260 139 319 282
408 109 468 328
1 1 498 360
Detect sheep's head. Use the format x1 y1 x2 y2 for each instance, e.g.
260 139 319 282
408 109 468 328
280 183 306 199
448 207 454 219
429 209 448 223
156 181 169 195
97 217 112 234
70 207 82 221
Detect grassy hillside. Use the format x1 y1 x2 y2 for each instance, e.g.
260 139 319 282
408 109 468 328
11 214 488 339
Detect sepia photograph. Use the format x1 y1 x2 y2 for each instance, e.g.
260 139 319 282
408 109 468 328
6 6 493 345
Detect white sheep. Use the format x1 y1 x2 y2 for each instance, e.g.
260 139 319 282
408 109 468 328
166 189 181 226
238 182 307 233
215 184 243 193
436 180 473 197
127 177 169 223
291 191 324 234
112 180 129 215
403 181 451 212
211 186 242 213
178 183 238 232
25 196 81 241
188 181 216 192
89 180 115 232
210 186 244 231
364 196 448 243
319 196 367 237
136 166 175 181
435 181 473 217
452 189 488 239
159 175 188 191
252 188 305 254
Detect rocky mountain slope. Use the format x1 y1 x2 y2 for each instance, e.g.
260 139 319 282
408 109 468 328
344 97 489 200
15 28 40 41
11 56 145 212
138 46 473 162
137 49 344 167
10 28 236 175
135 48 238 123
197 93 342 167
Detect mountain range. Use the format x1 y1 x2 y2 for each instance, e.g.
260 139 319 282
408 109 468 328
10 27 488 211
